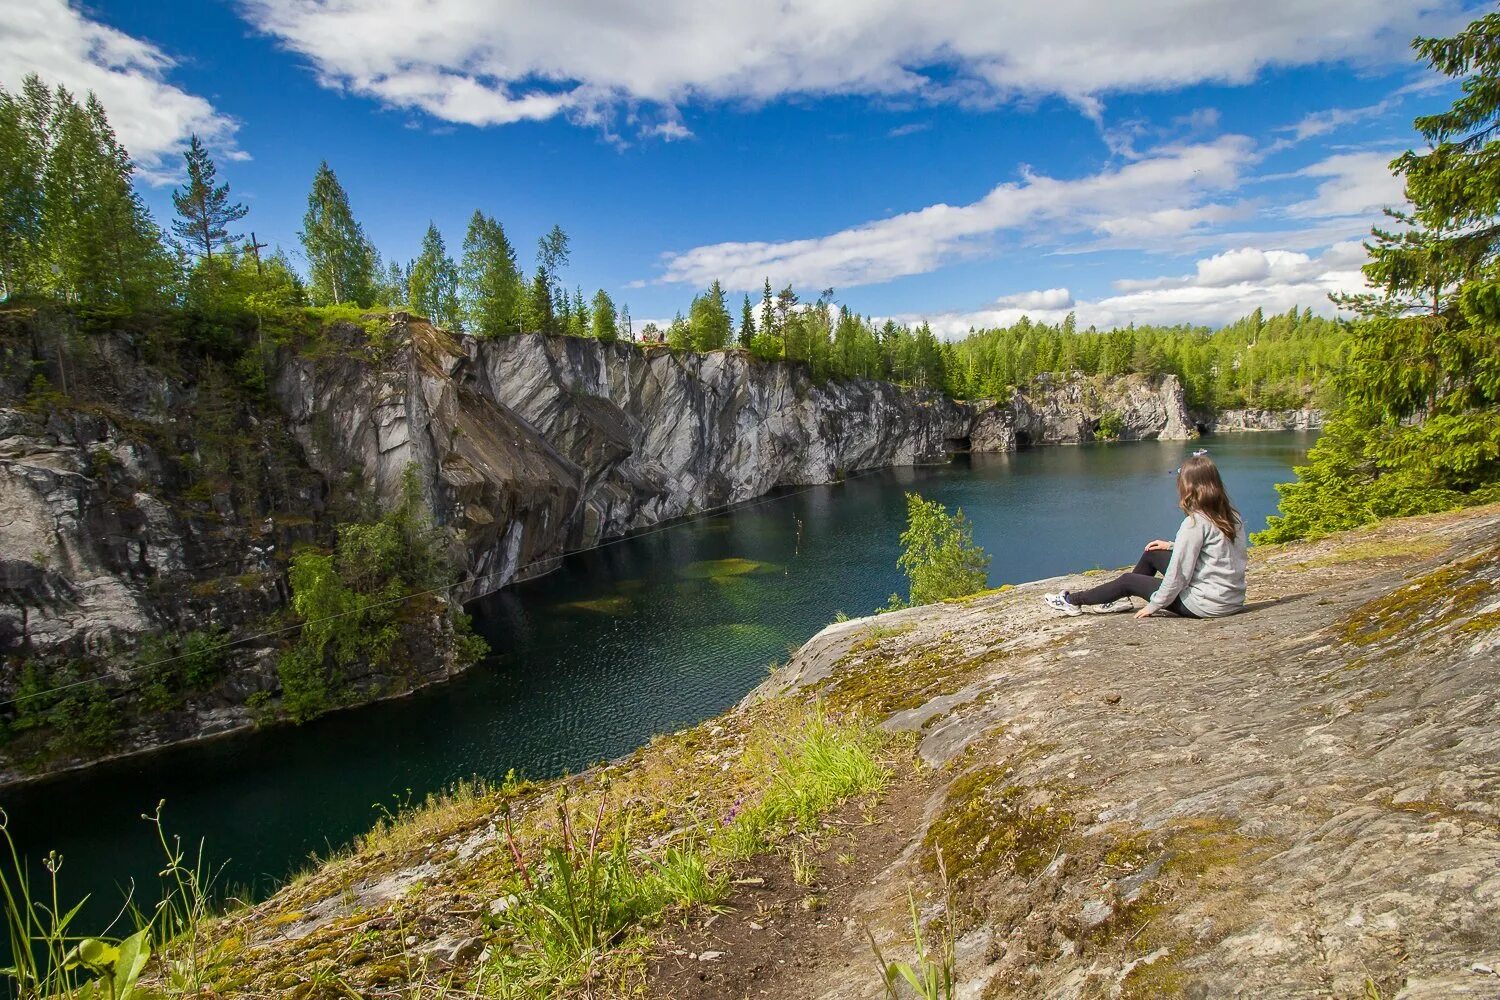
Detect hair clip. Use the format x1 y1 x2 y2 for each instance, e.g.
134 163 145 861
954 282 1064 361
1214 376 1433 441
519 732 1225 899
1171 449 1209 475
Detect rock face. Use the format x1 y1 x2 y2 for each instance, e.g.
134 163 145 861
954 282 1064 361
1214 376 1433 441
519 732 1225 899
0 311 1199 781
273 318 974 598
1205 407 1325 433
1006 371 1195 446
275 320 1197 598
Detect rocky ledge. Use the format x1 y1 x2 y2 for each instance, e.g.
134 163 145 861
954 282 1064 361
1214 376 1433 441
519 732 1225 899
195 503 1500 999
1201 407 1324 433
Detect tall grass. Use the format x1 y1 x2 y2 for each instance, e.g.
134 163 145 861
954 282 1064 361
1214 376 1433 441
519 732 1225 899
712 707 888 858
0 805 220 1000
867 850 957 1000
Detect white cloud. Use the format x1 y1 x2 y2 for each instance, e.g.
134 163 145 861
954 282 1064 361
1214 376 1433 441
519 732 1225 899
888 122 931 138
644 119 693 142
239 0 1462 137
904 241 1373 334
1287 150 1406 218
656 135 1257 290
1281 100 1395 143
1 0 242 181
997 288 1075 310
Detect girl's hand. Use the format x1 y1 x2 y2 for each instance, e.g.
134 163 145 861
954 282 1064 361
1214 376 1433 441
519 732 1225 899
1134 607 1154 619
1145 539 1173 552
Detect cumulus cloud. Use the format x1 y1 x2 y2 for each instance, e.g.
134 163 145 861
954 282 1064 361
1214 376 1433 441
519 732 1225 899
996 288 1075 310
2 0 241 181
1287 150 1407 218
904 242 1373 334
656 135 1257 290
239 0 1461 137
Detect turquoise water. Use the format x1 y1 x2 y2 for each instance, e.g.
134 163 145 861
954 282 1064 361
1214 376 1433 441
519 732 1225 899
0 431 1314 929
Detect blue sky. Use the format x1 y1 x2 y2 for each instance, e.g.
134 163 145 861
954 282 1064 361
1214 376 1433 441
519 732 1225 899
3 0 1478 333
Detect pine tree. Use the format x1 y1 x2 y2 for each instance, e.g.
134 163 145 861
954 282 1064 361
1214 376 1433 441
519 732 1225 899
459 210 522 337
1259 10 1500 541
300 161 376 306
523 269 553 334
170 135 247 261
0 76 49 298
689 279 732 351
759 277 775 338
568 286 589 337
42 87 172 306
739 294 756 347
408 222 460 329
590 289 618 343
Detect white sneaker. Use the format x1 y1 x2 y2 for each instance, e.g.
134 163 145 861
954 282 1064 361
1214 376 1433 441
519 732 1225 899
1094 598 1132 614
1043 592 1082 617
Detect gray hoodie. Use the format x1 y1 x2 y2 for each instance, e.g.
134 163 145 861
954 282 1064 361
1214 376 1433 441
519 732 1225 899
1147 512 1248 617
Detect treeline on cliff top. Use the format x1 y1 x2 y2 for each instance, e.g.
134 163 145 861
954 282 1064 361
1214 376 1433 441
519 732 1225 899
1 71 1341 415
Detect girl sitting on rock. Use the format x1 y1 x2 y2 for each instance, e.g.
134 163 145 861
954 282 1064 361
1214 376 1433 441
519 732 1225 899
1044 453 1247 619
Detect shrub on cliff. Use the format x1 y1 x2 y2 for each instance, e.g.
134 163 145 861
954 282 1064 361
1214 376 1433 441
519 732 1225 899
277 466 470 722
1257 14 1500 543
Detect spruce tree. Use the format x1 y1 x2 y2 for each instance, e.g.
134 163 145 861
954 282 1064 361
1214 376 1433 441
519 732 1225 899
171 135 247 261
42 87 172 306
1259 10 1500 541
689 279 732 351
300 161 376 306
459 210 522 337
0 76 49 298
759 277 775 338
739 294 755 346
590 289 618 343
408 222 460 329
523 270 553 333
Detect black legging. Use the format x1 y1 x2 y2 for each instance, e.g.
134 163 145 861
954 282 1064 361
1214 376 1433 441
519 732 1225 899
1066 547 1200 618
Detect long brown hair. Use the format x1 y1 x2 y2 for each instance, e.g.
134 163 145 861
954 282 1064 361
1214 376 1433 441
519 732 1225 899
1176 454 1240 542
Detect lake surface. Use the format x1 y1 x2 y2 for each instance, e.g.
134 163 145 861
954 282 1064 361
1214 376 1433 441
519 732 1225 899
1 431 1315 929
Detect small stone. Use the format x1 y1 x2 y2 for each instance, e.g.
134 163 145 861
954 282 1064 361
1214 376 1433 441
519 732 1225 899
1104 692 1122 705
748 920 765 931
1472 962 1496 975
698 950 724 961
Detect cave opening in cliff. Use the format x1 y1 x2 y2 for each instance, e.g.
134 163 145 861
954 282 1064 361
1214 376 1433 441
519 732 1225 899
1015 429 1033 447
944 435 972 453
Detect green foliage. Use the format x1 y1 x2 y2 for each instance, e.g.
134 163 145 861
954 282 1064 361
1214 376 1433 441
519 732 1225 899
895 493 991 607
867 866 956 1000
711 708 888 858
2 660 119 757
688 279 732 351
460 210 523 337
170 134 247 262
277 467 456 722
138 628 231 711
1257 12 1500 542
1096 410 1125 440
300 161 377 307
0 805 221 1000
590 288 618 343
407 221 461 330
0 76 174 307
